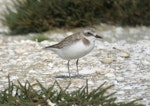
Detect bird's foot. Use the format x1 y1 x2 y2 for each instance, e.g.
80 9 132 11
72 74 86 78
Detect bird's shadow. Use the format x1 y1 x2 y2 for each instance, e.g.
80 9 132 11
55 74 86 79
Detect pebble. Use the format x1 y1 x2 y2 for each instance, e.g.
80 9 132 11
116 77 124 82
117 91 125 95
80 69 96 75
0 28 150 105
0 0 149 103
15 49 26 54
105 73 116 79
119 52 130 58
99 69 109 75
124 86 134 90
0 67 2 71
101 58 114 64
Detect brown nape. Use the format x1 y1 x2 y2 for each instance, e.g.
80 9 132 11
82 37 90 45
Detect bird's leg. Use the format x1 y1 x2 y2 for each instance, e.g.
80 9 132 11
67 60 71 78
76 59 79 75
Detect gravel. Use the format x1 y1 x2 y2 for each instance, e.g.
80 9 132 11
0 27 150 105
0 0 150 105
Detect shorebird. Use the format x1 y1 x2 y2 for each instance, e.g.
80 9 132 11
44 29 102 78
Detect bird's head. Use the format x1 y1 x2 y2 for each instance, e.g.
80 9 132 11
83 29 102 41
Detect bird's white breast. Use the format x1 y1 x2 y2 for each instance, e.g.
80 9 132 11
55 39 95 60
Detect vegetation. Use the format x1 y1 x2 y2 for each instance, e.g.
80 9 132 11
1 0 150 35
0 76 144 106
30 33 50 42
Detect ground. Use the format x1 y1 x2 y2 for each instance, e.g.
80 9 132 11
0 24 150 105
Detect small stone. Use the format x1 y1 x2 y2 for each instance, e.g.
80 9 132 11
123 86 132 90
141 60 149 65
87 81 94 85
119 52 130 58
0 39 3 44
80 69 96 75
127 64 137 71
105 73 116 79
29 70 36 73
116 77 124 81
117 91 125 95
47 99 56 106
0 67 2 71
99 69 109 75
141 75 150 81
101 58 114 64
15 49 26 54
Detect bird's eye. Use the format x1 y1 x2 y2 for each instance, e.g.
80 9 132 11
87 32 92 35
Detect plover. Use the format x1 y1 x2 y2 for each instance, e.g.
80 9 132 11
44 29 102 78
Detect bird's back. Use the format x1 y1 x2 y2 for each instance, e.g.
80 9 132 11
44 32 83 49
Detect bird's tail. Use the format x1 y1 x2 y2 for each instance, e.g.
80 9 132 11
42 46 58 53
42 46 52 50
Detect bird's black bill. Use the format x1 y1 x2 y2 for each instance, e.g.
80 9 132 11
95 35 102 39
43 46 50 50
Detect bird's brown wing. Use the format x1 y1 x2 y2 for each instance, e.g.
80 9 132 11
45 32 83 49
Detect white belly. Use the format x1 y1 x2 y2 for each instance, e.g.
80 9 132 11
55 40 95 60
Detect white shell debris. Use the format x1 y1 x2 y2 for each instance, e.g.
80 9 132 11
47 99 56 106
105 73 116 79
101 58 114 64
0 23 150 105
119 52 130 58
